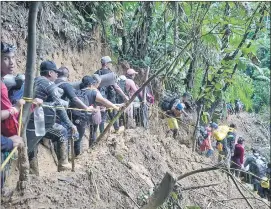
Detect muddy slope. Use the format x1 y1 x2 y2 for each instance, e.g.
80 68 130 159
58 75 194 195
3 116 269 209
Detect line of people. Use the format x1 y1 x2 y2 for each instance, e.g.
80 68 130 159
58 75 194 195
198 121 270 200
1 42 154 188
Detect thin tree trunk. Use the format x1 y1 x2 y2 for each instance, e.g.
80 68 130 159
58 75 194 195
17 2 40 190
192 104 203 151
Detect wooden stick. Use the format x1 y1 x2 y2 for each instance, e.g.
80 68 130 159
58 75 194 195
71 136 75 172
180 182 220 191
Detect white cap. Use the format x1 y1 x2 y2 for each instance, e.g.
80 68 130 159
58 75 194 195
101 56 112 64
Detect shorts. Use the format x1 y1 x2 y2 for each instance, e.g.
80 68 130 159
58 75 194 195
167 118 179 130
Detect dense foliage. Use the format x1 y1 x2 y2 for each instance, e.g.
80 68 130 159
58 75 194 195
50 2 271 114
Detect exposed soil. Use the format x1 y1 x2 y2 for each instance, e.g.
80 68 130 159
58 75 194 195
2 112 270 209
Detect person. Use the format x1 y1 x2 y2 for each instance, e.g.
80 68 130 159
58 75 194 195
71 75 123 156
226 123 237 155
124 69 144 127
199 124 214 157
95 56 128 134
54 67 95 151
1 135 24 188
235 99 241 116
166 103 188 139
231 137 245 177
27 61 77 174
1 42 42 137
181 92 192 112
244 149 267 194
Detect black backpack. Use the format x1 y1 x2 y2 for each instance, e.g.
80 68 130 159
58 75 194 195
160 96 178 111
69 89 91 121
116 78 128 103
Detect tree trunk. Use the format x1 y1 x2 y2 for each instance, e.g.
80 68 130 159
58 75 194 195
192 104 203 151
141 172 176 209
17 2 40 189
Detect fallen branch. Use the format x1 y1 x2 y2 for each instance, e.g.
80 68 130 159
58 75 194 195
177 164 220 181
226 171 255 209
180 182 220 191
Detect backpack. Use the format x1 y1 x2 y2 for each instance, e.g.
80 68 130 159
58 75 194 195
116 78 128 103
255 157 267 177
159 91 179 111
69 89 91 121
96 68 115 100
106 85 116 101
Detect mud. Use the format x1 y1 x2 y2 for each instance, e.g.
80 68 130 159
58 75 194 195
2 112 270 209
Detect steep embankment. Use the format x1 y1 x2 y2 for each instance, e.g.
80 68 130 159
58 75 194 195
3 112 270 209
1 2 117 80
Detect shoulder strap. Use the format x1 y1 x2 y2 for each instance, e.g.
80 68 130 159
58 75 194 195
55 81 68 87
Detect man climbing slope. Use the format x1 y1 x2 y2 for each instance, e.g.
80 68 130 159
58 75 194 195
95 56 128 134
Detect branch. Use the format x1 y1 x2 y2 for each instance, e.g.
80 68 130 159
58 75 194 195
226 171 255 209
177 164 220 181
223 2 262 61
180 182 220 191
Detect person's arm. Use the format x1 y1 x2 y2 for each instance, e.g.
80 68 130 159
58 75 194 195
113 83 128 101
1 136 13 152
47 83 74 128
95 91 120 111
63 84 89 110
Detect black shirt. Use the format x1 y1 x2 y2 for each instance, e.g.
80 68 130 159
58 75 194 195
55 78 77 102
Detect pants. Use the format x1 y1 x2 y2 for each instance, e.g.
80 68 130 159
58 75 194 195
107 109 119 131
73 120 87 156
27 123 68 161
99 111 107 133
89 124 98 146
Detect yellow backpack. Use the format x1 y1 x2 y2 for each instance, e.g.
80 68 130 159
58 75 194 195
260 177 270 189
213 125 234 141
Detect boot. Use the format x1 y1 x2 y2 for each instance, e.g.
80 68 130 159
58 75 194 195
58 141 72 172
29 157 39 176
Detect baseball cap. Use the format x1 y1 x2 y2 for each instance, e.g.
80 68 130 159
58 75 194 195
82 75 96 86
127 68 138 75
101 56 112 64
176 103 183 111
210 122 218 129
40 61 60 73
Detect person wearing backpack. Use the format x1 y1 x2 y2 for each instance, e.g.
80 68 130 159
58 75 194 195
27 61 77 174
165 103 188 139
54 67 95 146
95 56 128 134
244 149 267 194
71 75 123 157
